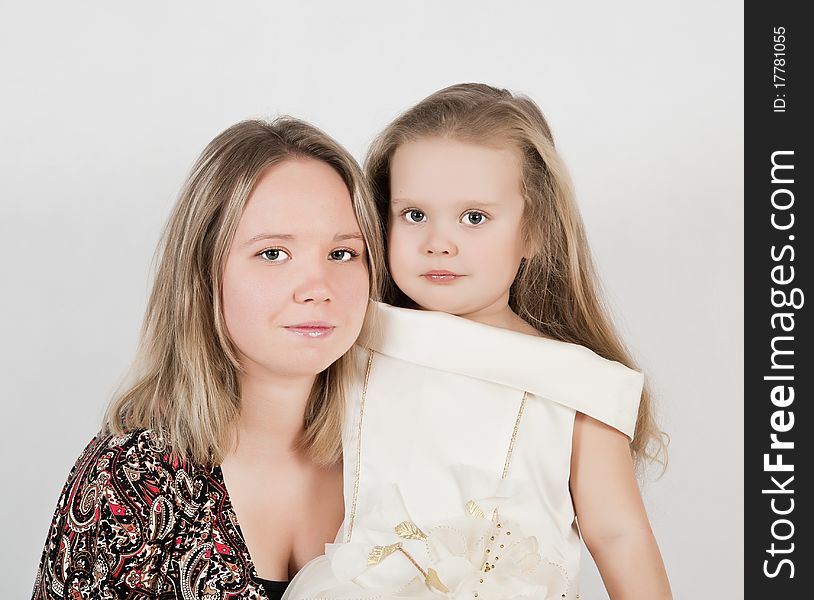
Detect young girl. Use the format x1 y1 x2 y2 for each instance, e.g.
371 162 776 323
284 84 671 600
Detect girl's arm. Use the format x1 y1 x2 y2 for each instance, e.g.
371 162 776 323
570 412 672 599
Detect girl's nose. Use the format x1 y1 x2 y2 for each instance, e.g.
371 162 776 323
422 229 458 257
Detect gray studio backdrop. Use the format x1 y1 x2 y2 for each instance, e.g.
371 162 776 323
0 1 742 597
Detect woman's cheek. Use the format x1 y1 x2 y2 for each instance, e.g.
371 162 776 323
331 263 367 302
352 263 372 304
334 265 370 339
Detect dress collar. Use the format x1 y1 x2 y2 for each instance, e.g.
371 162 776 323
360 301 643 439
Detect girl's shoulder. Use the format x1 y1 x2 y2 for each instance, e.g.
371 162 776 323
365 301 623 366
362 302 643 439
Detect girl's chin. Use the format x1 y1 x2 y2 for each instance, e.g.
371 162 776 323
408 298 481 317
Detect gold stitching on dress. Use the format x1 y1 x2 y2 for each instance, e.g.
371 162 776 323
395 520 428 541
501 391 528 479
465 500 486 519
346 355 528 542
369 542 451 592
397 548 450 593
345 349 375 542
424 567 450 593
368 542 402 565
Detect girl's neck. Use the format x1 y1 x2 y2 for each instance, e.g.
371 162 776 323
452 298 541 337
465 309 540 336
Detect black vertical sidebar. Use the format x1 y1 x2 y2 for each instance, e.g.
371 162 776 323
744 2 811 597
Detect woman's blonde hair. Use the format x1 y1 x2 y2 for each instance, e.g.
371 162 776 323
366 83 666 468
106 117 385 466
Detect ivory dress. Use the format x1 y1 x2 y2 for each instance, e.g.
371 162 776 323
284 302 643 600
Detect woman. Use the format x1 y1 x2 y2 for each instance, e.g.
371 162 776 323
32 117 385 599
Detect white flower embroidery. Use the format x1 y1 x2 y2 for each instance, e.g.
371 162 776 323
321 466 569 599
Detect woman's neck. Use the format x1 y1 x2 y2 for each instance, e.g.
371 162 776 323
232 370 317 456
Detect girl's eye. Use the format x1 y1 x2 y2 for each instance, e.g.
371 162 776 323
461 211 488 226
329 249 359 263
259 248 290 263
403 209 427 224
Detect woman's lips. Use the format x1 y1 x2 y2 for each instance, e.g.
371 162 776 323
284 322 336 338
421 270 465 283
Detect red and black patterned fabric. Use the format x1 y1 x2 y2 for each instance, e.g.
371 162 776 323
32 429 272 599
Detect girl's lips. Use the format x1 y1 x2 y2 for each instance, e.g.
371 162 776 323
422 270 464 283
284 322 336 338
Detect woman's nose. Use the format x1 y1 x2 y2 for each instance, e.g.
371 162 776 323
293 266 332 304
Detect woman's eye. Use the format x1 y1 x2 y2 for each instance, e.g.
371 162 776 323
259 248 290 263
403 209 426 224
329 249 358 263
461 211 488 226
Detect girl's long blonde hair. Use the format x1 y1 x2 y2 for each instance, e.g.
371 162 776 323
106 117 385 466
366 83 665 467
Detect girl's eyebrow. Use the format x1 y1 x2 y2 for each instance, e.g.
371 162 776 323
242 232 364 247
391 197 500 209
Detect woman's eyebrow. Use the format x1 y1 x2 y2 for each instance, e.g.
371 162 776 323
334 233 364 242
242 233 294 247
242 232 363 247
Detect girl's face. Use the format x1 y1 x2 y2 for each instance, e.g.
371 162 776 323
222 158 369 384
388 137 527 323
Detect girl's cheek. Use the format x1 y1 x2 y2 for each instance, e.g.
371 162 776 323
387 245 410 279
388 228 413 261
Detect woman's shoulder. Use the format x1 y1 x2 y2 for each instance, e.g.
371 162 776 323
33 430 227 598
45 428 215 557
65 428 212 506
78 428 182 472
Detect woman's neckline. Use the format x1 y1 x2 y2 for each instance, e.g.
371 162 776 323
210 464 292 583
255 576 290 586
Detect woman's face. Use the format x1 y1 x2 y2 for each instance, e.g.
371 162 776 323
387 136 527 321
222 158 369 383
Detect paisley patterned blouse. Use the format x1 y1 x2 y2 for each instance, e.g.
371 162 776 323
32 429 275 599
